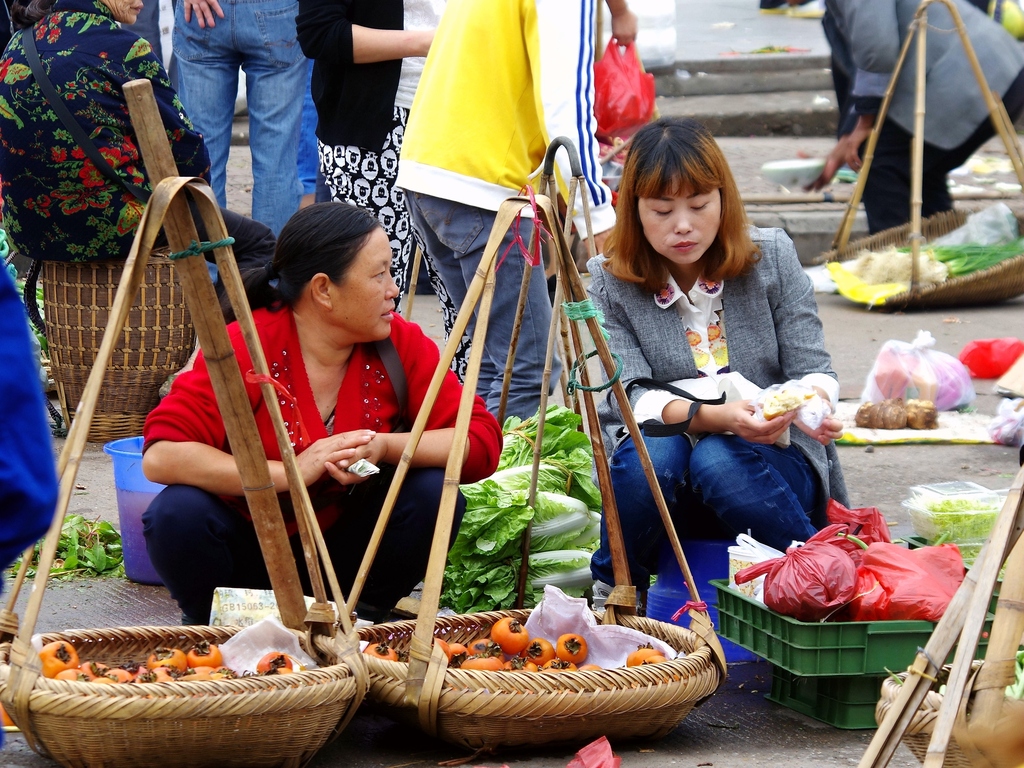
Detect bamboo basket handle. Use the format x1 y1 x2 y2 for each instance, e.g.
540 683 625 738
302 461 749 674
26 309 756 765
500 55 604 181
403 203 517 722
344 199 533 616
125 80 359 641
4 176 179 751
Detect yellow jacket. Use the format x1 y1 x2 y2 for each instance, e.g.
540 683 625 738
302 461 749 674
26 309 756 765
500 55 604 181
397 0 616 236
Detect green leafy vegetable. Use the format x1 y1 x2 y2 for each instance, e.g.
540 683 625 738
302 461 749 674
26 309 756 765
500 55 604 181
1005 648 1024 699
917 240 1024 277
11 514 124 579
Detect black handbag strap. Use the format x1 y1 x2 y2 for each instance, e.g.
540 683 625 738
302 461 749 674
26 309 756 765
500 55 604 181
22 28 151 202
626 377 726 437
374 337 408 431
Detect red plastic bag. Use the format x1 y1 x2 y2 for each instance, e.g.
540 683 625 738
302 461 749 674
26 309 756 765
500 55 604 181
959 337 1024 379
734 524 858 622
845 542 964 622
593 40 655 141
825 499 892 565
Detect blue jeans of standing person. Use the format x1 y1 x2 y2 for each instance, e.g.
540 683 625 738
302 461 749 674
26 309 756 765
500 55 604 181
143 467 463 624
173 0 305 235
590 433 820 588
405 191 561 422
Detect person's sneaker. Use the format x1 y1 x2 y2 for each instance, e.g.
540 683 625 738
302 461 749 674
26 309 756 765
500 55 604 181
591 580 614 609
787 0 825 19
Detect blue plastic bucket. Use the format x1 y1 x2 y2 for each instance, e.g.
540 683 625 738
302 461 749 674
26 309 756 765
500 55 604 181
103 436 164 585
647 538 759 663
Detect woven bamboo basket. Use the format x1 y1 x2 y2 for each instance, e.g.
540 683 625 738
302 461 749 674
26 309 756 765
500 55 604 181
358 609 721 750
0 625 362 768
822 210 1024 311
876 670 973 768
875 662 1024 768
42 255 194 442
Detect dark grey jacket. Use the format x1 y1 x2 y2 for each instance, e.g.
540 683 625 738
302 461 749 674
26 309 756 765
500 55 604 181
827 0 1024 150
588 227 849 519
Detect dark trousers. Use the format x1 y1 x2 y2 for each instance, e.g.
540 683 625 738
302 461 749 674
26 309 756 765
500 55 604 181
142 467 464 623
863 68 1024 233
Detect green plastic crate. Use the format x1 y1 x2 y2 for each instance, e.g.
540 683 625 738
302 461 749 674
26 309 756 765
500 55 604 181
767 665 883 729
711 579 991 676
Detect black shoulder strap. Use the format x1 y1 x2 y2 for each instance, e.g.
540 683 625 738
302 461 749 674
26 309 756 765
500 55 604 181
375 337 408 430
627 377 726 437
22 29 150 202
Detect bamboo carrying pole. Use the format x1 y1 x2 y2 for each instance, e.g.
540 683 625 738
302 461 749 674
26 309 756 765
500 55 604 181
832 0 1024 254
858 464 1024 768
122 81 358 643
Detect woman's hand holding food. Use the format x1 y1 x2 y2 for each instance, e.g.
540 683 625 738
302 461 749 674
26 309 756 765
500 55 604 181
682 400 796 444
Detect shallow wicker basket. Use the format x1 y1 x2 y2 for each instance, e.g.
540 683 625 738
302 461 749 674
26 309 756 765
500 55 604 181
822 210 1024 311
0 625 362 768
359 609 721 750
876 671 973 768
42 255 194 442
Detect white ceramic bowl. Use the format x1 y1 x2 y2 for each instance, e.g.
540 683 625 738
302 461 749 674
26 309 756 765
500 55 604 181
760 158 827 189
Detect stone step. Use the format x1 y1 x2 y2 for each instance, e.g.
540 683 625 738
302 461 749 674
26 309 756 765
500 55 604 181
658 88 840 137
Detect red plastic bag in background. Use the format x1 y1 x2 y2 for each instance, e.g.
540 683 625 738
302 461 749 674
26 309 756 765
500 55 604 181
959 337 1024 379
845 542 964 622
826 499 892 565
593 40 656 141
734 524 858 622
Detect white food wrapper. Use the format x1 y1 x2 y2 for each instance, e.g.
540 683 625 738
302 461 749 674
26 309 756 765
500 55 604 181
728 533 785 603
753 381 829 431
219 616 319 675
523 585 677 668
210 587 338 628
346 458 380 478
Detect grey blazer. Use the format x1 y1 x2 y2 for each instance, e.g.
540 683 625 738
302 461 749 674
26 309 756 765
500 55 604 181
827 0 1024 150
588 227 849 520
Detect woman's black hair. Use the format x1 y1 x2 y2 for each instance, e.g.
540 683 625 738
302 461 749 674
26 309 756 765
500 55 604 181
11 0 56 30
222 202 381 322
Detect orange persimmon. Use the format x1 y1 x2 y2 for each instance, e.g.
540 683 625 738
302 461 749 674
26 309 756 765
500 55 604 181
555 633 588 665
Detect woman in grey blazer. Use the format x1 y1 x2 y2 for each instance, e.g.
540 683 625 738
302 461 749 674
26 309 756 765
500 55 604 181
589 118 849 595
811 0 1024 233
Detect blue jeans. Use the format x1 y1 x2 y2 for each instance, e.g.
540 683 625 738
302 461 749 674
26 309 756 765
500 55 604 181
173 0 305 235
405 191 561 421
297 59 318 196
590 433 820 587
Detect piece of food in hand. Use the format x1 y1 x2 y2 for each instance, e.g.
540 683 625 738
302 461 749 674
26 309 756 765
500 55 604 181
855 398 908 429
762 389 814 420
905 399 938 430
345 458 379 477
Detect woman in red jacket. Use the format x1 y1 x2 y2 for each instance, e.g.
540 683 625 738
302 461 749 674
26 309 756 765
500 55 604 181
142 202 502 624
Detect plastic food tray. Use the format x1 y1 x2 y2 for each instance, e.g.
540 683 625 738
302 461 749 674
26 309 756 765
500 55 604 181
767 665 883 729
712 579 991 677
903 481 1001 543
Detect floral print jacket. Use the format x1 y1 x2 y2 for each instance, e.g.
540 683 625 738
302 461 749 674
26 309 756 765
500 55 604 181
0 0 209 262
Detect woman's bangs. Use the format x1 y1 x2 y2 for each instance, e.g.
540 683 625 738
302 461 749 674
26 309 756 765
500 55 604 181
632 144 721 200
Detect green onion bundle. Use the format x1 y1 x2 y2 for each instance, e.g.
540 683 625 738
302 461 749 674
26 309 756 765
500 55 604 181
914 238 1024 277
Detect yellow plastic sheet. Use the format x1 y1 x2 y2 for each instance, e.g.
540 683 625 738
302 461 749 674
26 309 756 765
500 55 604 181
826 262 908 307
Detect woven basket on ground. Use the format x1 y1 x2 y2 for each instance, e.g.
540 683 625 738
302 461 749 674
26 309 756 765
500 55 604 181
876 671 973 768
0 625 363 768
822 210 1024 311
359 609 721 750
42 255 194 442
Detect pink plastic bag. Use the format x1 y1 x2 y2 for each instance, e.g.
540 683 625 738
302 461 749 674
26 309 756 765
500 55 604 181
959 337 1024 379
862 330 975 411
593 41 655 141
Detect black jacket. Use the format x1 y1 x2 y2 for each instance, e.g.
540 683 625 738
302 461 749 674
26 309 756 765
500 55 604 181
296 0 403 149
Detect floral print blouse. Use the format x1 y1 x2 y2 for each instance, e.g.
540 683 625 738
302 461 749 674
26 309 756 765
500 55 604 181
0 0 209 262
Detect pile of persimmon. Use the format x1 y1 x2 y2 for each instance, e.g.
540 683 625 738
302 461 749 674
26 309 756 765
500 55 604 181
38 640 302 683
362 617 669 672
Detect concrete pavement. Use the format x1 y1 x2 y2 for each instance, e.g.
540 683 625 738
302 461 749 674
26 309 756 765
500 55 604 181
4 5 1024 767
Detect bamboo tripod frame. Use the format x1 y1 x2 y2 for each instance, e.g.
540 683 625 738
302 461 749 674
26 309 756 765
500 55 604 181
832 0 1024 291
859 462 1024 768
345 138 726 734
0 80 367 753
